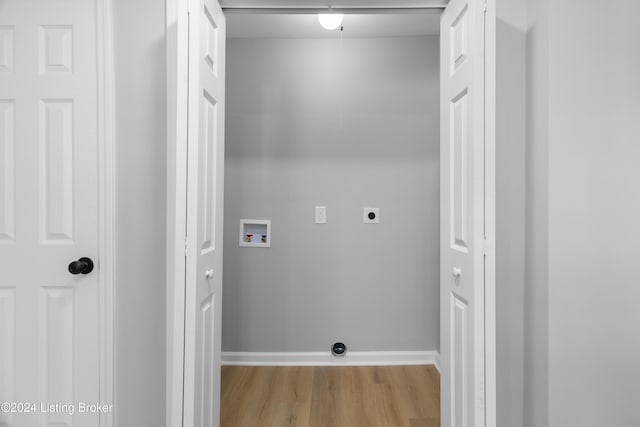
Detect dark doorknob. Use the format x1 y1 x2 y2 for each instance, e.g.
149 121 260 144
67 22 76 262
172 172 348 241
68 257 94 275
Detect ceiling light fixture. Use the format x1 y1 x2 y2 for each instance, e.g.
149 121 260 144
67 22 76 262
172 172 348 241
318 7 343 30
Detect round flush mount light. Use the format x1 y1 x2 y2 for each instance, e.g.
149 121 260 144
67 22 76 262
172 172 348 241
318 11 344 30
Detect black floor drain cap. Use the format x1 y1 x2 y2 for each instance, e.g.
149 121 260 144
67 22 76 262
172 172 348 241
331 342 347 357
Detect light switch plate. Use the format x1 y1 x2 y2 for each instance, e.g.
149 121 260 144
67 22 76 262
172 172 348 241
363 208 379 223
315 206 327 224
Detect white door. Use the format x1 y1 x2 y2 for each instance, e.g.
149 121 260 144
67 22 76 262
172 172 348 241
183 0 226 425
0 1 100 426
440 0 486 426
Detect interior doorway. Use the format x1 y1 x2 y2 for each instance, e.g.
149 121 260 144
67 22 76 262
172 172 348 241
166 1 496 426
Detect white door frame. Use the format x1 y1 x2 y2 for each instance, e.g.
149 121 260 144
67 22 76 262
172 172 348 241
484 1 497 425
165 0 190 426
96 1 116 426
165 1 497 426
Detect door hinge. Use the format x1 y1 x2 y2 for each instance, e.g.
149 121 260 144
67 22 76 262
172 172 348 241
185 239 188 257
482 0 488 13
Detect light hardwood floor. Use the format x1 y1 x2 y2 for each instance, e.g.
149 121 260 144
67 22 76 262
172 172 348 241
221 365 440 427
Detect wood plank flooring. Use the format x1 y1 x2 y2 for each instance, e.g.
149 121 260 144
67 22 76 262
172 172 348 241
221 365 440 427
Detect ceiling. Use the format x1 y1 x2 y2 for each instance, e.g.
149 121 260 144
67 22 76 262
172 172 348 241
227 13 441 38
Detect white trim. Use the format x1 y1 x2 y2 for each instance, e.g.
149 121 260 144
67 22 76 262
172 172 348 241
166 0 189 426
222 351 441 372
483 0 497 425
96 0 116 426
218 0 449 9
221 7 445 14
471 0 487 422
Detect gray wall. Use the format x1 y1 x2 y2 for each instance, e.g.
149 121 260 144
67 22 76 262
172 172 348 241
496 0 526 425
524 0 550 425
113 1 166 425
546 0 640 425
223 36 440 353
525 0 640 425
524 0 549 425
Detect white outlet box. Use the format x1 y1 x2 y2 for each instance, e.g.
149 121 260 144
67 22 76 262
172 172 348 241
363 208 379 223
315 206 327 224
239 219 271 247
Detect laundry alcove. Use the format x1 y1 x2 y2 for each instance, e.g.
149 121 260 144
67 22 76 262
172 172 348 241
221 13 441 360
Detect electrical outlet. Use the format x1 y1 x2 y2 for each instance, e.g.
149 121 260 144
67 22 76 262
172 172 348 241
363 208 379 224
315 206 327 224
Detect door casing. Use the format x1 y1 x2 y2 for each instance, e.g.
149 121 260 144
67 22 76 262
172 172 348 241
96 2 117 426
165 1 497 425
166 1 190 426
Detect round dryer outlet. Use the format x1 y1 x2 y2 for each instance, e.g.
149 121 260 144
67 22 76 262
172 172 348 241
363 208 380 223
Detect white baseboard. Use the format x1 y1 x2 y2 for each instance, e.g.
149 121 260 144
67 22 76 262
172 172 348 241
221 351 441 373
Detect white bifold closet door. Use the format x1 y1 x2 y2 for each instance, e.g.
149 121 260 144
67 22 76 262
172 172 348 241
0 0 101 426
183 0 226 426
440 0 487 426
